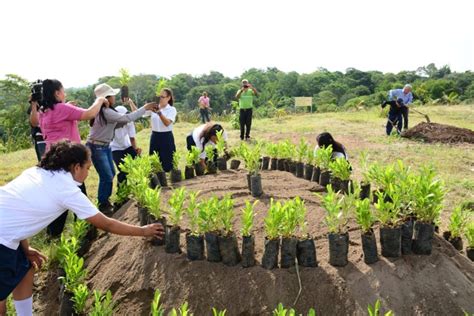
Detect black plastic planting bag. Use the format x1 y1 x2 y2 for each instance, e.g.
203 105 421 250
149 216 167 246
296 162 305 178
184 166 195 179
250 174 263 197
205 232 221 262
241 235 255 268
262 238 280 269
277 159 286 171
157 171 168 187
319 170 331 187
280 237 298 268
360 182 371 200
361 231 378 264
138 206 148 226
216 157 227 171
230 159 241 170
165 226 181 254
59 290 74 316
297 238 317 267
150 174 160 189
261 156 270 170
304 164 314 181
412 222 434 255
194 163 205 176
401 219 414 255
218 234 241 266
170 169 182 183
380 226 401 258
328 233 349 267
186 234 204 261
311 166 321 183
270 158 278 170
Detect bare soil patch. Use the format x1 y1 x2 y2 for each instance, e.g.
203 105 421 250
402 122 474 144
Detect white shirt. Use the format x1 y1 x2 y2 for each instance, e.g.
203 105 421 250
110 122 136 151
191 124 228 160
314 146 348 160
0 167 99 250
148 104 177 132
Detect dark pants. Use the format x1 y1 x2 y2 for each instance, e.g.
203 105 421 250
386 112 403 135
112 146 138 185
239 108 253 140
401 106 409 129
0 245 30 300
200 108 210 123
46 184 87 238
150 131 176 172
33 141 46 162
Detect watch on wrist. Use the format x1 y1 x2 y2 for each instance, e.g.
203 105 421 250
157 110 162 115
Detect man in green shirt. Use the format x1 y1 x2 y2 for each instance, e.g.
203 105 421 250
235 79 258 140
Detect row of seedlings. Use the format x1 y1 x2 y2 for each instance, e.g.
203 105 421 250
443 202 474 259
56 220 116 315
261 197 317 269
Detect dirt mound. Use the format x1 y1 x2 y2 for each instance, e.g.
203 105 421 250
402 122 474 144
39 170 474 315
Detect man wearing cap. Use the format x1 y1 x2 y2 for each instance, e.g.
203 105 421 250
235 79 258 141
387 84 413 130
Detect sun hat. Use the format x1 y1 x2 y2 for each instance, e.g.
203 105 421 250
94 83 120 98
241 79 249 84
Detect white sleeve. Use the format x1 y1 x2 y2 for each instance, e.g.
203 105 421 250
60 188 99 219
166 107 177 123
128 122 136 138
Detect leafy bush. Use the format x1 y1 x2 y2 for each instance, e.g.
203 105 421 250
90 290 115 316
296 138 308 162
205 145 216 162
219 195 235 235
374 185 401 227
59 253 87 293
118 68 131 86
172 151 181 170
187 146 201 166
185 191 201 236
355 198 375 233
319 185 347 234
149 153 164 173
72 284 89 314
265 199 284 239
447 204 471 238
465 222 474 248
316 145 333 171
198 197 220 233
143 188 162 219
266 143 279 158
215 130 226 157
151 290 165 316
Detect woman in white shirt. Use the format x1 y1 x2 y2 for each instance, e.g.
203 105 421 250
314 132 348 160
0 141 163 316
111 105 141 186
186 123 228 170
149 88 177 172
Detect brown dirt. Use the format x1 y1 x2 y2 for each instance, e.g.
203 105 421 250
401 122 474 144
36 170 474 315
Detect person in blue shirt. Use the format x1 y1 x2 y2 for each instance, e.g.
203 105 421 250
387 84 413 130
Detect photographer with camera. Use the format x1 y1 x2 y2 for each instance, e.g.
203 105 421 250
0 141 164 316
235 79 258 141
29 79 108 238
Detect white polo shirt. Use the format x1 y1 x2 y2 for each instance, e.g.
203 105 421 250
191 124 228 160
0 167 99 250
148 104 177 132
110 122 136 151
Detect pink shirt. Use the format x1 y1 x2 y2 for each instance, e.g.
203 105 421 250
198 96 210 107
39 103 85 150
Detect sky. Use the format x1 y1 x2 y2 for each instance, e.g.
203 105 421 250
1 0 473 88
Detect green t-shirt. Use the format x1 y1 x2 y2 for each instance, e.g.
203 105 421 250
238 89 255 109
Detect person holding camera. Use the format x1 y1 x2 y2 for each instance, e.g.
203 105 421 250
198 91 211 123
87 84 158 215
29 79 108 238
26 104 46 162
0 141 164 316
235 79 258 141
386 84 413 130
147 88 177 173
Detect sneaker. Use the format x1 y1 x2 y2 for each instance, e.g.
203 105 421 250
99 201 114 216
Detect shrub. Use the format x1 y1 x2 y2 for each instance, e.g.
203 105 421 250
143 188 162 219
296 138 309 162
447 205 471 238
374 185 401 227
265 199 285 240
215 130 226 157
319 185 347 234
355 198 375 233
187 146 201 166
205 145 216 162
411 166 444 223
90 290 115 316
465 222 474 248
186 191 201 236
316 145 333 171
151 290 165 316
172 151 181 170
266 143 279 158
72 284 89 315
198 196 220 233
59 253 87 293
219 195 235 235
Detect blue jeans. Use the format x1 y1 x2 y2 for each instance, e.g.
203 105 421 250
386 112 403 135
87 143 115 206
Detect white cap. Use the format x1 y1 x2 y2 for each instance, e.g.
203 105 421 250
94 83 120 98
404 84 412 90
115 105 127 114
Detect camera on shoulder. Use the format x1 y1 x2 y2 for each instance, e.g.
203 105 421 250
29 79 43 104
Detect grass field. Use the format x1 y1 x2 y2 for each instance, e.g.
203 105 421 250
1 104 473 231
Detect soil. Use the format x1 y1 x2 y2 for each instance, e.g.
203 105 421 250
401 122 474 144
34 170 474 315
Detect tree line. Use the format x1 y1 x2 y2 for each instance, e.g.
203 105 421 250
1 63 473 153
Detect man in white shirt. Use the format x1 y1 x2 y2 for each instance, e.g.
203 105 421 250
0 141 163 316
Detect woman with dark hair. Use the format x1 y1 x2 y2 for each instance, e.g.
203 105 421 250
28 79 107 238
148 88 177 172
315 132 348 160
0 141 164 316
29 79 107 151
186 122 228 170
87 84 158 214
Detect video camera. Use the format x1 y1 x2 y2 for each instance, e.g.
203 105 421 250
29 79 43 104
